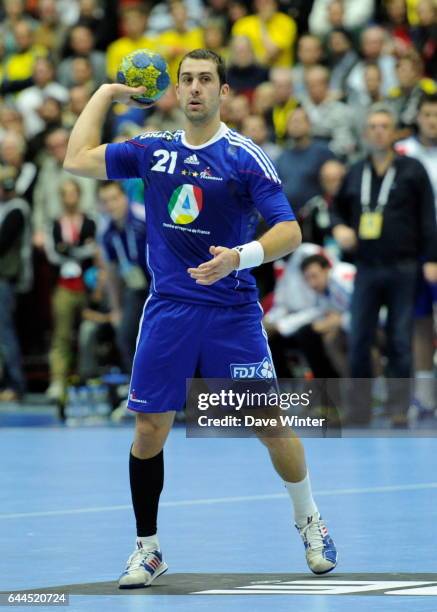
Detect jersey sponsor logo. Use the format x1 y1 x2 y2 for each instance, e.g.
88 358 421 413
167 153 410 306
184 153 200 165
168 184 203 225
230 358 274 380
138 130 174 141
199 167 223 181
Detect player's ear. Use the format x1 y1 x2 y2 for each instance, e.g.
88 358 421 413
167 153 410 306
220 83 230 99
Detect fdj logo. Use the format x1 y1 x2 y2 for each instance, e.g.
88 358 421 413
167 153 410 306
168 184 203 225
230 358 274 380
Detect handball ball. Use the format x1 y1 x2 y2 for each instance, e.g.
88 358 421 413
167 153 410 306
116 49 171 105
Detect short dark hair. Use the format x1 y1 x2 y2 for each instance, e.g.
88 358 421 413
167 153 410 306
98 180 124 193
177 49 227 86
301 254 331 273
418 92 437 111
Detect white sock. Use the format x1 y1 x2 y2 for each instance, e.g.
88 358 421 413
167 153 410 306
285 472 318 527
136 534 160 552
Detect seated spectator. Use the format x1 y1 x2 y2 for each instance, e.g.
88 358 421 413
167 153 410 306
158 1 204 83
309 0 375 38
27 96 63 164
269 67 299 142
0 175 31 402
16 57 69 138
106 5 158 81
276 106 336 213
32 128 97 248
228 93 251 131
232 0 297 68
302 65 357 158
0 105 25 140
226 36 269 100
411 0 437 79
203 19 227 60
346 26 398 99
326 28 359 100
0 131 37 202
46 179 96 400
3 20 47 84
382 0 413 55
349 62 385 135
98 181 149 374
145 86 184 133
263 243 343 378
33 0 68 61
70 56 98 94
299 159 346 247
386 50 437 138
241 114 281 161
62 86 91 131
292 34 324 99
0 0 36 57
57 25 106 88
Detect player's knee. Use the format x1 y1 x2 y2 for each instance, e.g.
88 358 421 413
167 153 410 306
135 415 166 440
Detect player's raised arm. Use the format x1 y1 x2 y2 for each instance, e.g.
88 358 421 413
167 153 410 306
63 83 147 180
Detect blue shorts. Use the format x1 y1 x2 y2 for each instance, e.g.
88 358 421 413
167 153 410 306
127 295 275 413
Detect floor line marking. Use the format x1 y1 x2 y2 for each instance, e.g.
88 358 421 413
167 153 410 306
1 482 437 520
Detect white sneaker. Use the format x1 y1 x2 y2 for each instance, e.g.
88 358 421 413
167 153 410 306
118 546 168 588
296 513 338 575
46 381 63 401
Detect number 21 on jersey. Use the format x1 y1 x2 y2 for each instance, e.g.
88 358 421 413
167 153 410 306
151 150 177 174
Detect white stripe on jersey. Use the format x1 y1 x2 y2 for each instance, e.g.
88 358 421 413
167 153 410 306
226 131 281 183
229 131 281 182
225 132 277 183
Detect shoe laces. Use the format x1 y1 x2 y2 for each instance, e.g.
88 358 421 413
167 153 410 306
126 548 157 570
300 515 327 552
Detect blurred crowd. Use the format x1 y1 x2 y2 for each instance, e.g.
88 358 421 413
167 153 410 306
0 0 436 424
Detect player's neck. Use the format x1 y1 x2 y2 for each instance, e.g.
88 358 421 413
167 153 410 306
184 117 222 146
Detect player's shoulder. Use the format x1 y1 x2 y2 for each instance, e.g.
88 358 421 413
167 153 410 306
224 128 281 183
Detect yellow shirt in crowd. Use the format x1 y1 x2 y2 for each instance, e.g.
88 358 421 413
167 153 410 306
158 28 204 84
106 36 159 81
232 12 297 68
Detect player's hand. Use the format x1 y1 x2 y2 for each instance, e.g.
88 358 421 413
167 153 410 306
423 262 437 284
187 246 240 286
101 83 155 109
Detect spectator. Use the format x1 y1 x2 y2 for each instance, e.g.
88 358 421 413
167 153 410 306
299 159 346 246
387 51 437 138
382 0 413 55
411 0 437 79
158 1 204 83
0 0 35 57
0 106 25 140
276 106 336 212
203 19 227 59
232 0 297 68
62 86 91 131
226 36 269 100
301 65 357 158
98 181 149 374
0 176 32 402
252 81 275 132
46 178 96 400
27 96 63 164
16 57 69 138
263 243 342 378
269 67 299 142
346 26 398 99
32 128 97 248
331 105 437 424
0 131 37 203
395 93 437 413
228 93 251 131
106 5 157 81
3 20 47 84
33 0 67 61
241 114 281 161
292 34 324 99
326 28 359 99
57 25 106 88
145 86 185 133
349 62 385 135
309 0 375 38
70 56 98 93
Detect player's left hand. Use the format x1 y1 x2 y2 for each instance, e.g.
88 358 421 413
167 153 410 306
187 246 240 285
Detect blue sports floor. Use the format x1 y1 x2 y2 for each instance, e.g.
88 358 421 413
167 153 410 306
1 426 437 612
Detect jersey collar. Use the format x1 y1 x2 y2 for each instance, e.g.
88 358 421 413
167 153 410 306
181 122 229 150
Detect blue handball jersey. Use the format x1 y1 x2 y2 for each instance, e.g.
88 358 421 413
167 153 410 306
105 122 295 306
